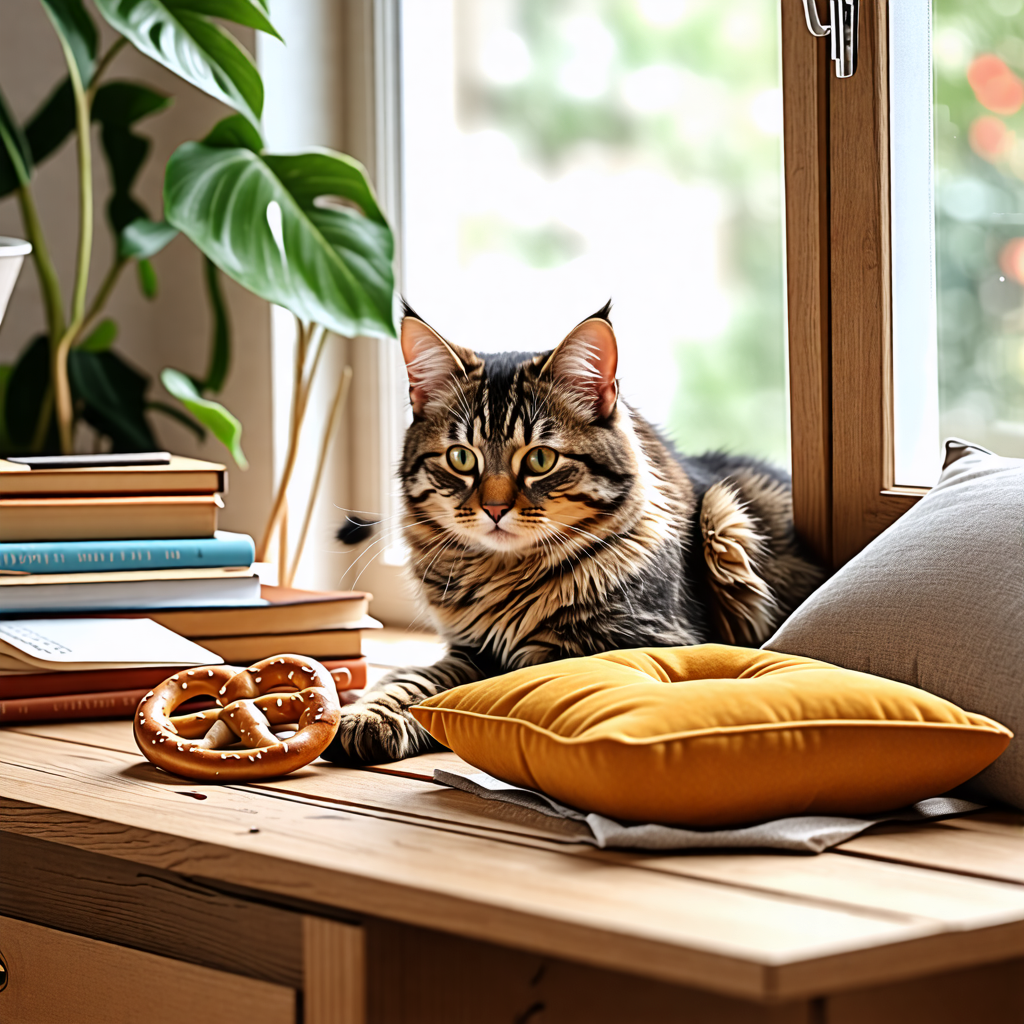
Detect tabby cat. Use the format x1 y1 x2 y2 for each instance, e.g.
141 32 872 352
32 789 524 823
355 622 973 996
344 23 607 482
323 303 823 766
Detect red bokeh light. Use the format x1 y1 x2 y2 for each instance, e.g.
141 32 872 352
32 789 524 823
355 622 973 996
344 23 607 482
969 115 1014 162
967 54 1024 116
999 238 1024 286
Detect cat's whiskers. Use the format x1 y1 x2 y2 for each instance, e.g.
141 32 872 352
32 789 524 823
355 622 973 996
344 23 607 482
341 512 433 571
341 513 438 589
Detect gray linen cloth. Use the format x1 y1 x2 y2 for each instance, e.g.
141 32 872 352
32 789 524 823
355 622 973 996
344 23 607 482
433 769 983 854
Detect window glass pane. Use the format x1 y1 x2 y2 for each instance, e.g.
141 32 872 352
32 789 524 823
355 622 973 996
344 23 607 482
893 0 1024 485
400 0 789 466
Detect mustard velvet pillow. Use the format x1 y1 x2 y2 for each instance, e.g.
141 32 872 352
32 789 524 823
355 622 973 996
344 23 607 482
409 646 1012 827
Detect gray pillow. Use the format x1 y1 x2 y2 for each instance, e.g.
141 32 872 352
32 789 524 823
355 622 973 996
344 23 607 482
764 442 1023 808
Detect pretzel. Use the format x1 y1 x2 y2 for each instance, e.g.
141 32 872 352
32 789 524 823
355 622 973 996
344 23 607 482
134 655 341 781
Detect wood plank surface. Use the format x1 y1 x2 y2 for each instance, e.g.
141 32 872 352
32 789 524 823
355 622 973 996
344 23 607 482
4 722 1024 1000
11 721 1024 927
0 915 296 1024
644 850 1024 928
367 919 812 1024
7 720 590 843
0 728 974 1001
837 824 1024 885
361 750 478 781
12 720 1024 920
7 720 478 782
304 916 366 1024
826 956 1024 1023
934 809 1024 838
0 831 304 987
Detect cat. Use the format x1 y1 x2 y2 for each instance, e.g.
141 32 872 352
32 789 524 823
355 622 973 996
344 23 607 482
322 302 824 766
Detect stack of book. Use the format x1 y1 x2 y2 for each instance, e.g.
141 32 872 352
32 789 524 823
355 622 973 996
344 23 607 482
0 617 224 723
0 452 260 613
0 452 375 722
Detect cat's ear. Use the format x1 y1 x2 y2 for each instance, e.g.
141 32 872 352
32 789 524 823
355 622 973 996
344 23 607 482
400 310 472 417
542 307 618 420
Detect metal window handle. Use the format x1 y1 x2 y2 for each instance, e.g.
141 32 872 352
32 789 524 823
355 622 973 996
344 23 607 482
802 0 859 79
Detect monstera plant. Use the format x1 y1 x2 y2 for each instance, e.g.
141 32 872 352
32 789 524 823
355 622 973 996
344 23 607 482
0 0 395 563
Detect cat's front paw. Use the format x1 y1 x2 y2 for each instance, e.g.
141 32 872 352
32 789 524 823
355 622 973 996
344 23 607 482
319 692 441 767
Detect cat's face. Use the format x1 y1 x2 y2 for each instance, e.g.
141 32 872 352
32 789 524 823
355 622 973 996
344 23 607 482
399 307 645 559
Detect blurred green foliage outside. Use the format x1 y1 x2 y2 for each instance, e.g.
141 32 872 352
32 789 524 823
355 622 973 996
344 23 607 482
934 0 1024 456
456 0 789 465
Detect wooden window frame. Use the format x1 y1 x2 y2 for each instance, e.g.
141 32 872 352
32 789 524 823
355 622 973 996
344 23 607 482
783 0 926 570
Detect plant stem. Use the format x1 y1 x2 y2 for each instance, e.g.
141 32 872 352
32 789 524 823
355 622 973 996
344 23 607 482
16 184 65 343
256 320 320 562
79 258 126 339
87 38 127 103
29 386 54 453
52 39 94 454
277 499 289 589
287 364 352 587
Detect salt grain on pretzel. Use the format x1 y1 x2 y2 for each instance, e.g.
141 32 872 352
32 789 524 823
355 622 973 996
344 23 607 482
133 655 342 782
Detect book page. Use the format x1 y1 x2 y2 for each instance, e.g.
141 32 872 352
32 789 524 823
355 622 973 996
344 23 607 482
0 618 222 672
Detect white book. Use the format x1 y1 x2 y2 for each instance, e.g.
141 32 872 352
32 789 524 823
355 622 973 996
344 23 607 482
0 573 263 613
0 618 221 672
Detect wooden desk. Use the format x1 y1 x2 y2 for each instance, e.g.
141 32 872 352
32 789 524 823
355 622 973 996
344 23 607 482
2 711 1023 1022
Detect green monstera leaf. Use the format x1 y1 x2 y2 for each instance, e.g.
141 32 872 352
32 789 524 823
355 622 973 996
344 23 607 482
161 368 247 468
40 0 98 87
93 0 280 129
78 318 118 353
0 87 32 194
93 83 175 244
120 217 178 259
69 348 158 452
3 336 55 452
164 119 395 339
0 80 173 208
201 257 230 393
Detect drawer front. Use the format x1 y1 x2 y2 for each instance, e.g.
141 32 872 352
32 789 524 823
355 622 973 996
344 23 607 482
0 916 296 1024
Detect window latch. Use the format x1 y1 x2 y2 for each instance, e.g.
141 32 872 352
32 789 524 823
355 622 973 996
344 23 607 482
802 0 859 79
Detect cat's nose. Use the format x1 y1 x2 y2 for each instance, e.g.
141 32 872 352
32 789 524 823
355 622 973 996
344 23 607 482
482 504 512 524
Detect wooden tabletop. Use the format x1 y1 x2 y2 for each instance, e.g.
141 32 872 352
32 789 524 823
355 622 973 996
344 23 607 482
2 643 1024 1004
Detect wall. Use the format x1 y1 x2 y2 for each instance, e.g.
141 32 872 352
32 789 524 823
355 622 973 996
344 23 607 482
259 0 421 624
0 3 274 540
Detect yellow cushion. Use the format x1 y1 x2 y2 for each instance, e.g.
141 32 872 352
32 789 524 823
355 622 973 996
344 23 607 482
410 645 1012 827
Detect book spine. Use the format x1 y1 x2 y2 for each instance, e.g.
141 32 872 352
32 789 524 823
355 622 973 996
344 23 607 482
0 665 185 700
0 659 365 699
0 688 151 722
0 532 255 574
0 689 217 723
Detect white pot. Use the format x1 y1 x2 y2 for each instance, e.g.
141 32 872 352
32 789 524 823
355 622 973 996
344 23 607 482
0 237 32 329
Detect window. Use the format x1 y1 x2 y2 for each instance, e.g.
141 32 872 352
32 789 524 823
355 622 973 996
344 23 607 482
400 0 790 467
267 0 981 610
783 0 1023 569
891 0 1024 487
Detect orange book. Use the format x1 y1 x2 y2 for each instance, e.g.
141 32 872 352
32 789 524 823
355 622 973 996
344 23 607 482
0 658 367 722
0 688 157 722
0 455 226 497
0 494 221 542
0 665 189 700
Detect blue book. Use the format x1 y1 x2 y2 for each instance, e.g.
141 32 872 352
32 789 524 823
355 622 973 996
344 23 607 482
0 531 255 575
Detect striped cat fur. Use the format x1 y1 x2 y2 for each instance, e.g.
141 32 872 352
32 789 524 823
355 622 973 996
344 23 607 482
323 303 824 766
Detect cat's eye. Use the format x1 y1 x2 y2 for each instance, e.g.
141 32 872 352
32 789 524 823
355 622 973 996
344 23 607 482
525 447 558 475
446 445 477 474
